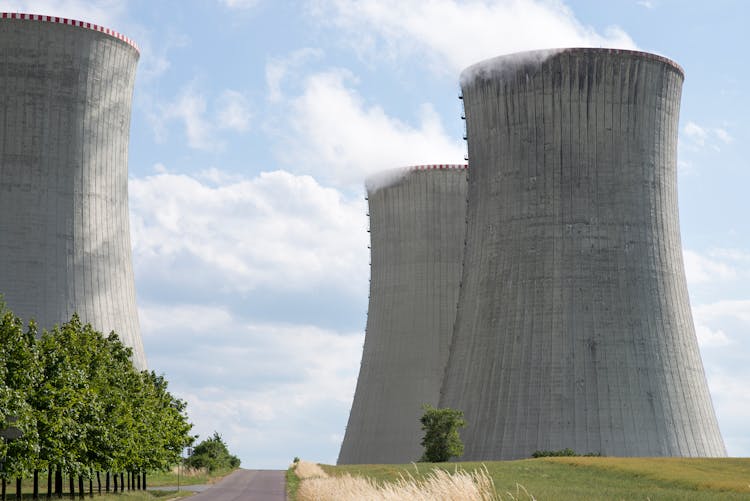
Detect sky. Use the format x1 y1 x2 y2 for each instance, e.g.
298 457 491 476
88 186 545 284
2 0 748 468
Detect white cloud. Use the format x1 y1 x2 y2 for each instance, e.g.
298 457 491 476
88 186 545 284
219 0 259 9
704 368 750 457
0 0 126 28
266 48 324 102
694 300 750 325
683 249 737 285
310 0 637 74
694 323 731 348
149 85 252 151
129 168 368 295
216 90 252 132
682 121 734 152
637 0 655 9
139 303 364 467
689 290 750 456
683 121 709 147
165 86 215 150
279 68 464 187
709 248 750 262
133 29 190 82
714 128 733 144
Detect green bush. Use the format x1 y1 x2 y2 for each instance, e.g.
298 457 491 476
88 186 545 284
531 448 601 458
184 432 240 472
419 405 466 462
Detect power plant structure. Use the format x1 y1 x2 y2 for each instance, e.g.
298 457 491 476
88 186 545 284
338 165 468 464
440 48 726 458
0 13 146 369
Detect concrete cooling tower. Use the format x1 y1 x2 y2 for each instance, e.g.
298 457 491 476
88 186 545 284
338 165 468 464
0 13 146 369
440 48 726 458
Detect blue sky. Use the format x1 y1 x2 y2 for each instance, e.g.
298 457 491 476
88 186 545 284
4 0 748 468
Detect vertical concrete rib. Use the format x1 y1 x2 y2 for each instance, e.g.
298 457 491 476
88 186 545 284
338 165 468 464
0 14 146 369
440 48 725 459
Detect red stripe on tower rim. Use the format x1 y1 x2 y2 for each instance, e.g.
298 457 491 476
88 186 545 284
405 164 469 171
0 11 139 53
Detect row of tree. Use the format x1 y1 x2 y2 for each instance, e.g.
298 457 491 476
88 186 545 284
0 302 194 499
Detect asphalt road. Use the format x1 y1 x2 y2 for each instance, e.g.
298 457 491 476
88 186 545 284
187 469 285 501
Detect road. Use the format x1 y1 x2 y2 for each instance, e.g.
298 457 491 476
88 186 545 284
187 469 285 501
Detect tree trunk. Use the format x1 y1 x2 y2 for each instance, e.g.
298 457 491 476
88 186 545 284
55 468 62 498
142 472 146 491
104 472 109 493
126 471 130 491
14 478 20 501
96 472 100 496
88 474 92 498
33 469 39 500
77 476 83 500
68 474 74 500
47 469 52 499
113 473 117 494
137 471 141 490
1 477 6 501
119 473 124 493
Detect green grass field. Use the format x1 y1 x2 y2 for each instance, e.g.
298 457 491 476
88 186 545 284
146 466 235 487
315 457 750 500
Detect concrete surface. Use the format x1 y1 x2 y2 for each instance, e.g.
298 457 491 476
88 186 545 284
338 165 468 464
0 16 146 368
186 470 285 501
440 48 726 459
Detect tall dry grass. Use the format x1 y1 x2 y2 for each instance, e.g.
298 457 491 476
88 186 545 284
295 462 535 501
294 460 329 480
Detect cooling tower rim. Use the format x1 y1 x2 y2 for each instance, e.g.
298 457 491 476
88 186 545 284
460 47 683 86
0 12 139 53
365 164 468 194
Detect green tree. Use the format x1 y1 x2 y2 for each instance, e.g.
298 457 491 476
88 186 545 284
419 405 466 462
0 305 195 496
0 302 41 497
185 433 240 472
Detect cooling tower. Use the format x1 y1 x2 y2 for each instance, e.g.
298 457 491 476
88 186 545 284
440 48 726 458
338 165 468 464
0 13 146 369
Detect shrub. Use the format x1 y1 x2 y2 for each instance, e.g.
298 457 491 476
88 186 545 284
419 405 466 462
532 448 601 458
532 448 577 458
184 432 240 472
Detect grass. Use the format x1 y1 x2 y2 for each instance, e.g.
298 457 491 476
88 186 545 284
290 457 750 500
286 466 302 500
146 466 236 487
290 459 500 500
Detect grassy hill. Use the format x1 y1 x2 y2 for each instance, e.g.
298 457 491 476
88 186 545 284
315 457 750 500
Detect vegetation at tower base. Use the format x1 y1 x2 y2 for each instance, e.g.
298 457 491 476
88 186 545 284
185 432 240 473
419 405 466 463
0 301 193 498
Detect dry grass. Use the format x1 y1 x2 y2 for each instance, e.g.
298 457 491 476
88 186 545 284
295 462 532 501
169 465 208 476
294 460 330 479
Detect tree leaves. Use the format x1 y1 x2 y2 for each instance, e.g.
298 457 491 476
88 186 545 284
0 304 194 479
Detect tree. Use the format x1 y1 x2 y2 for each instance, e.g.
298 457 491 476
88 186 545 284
184 433 240 472
419 405 466 462
0 304 195 496
0 302 40 499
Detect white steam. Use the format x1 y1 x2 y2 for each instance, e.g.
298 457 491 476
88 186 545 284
459 48 563 87
365 167 412 195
